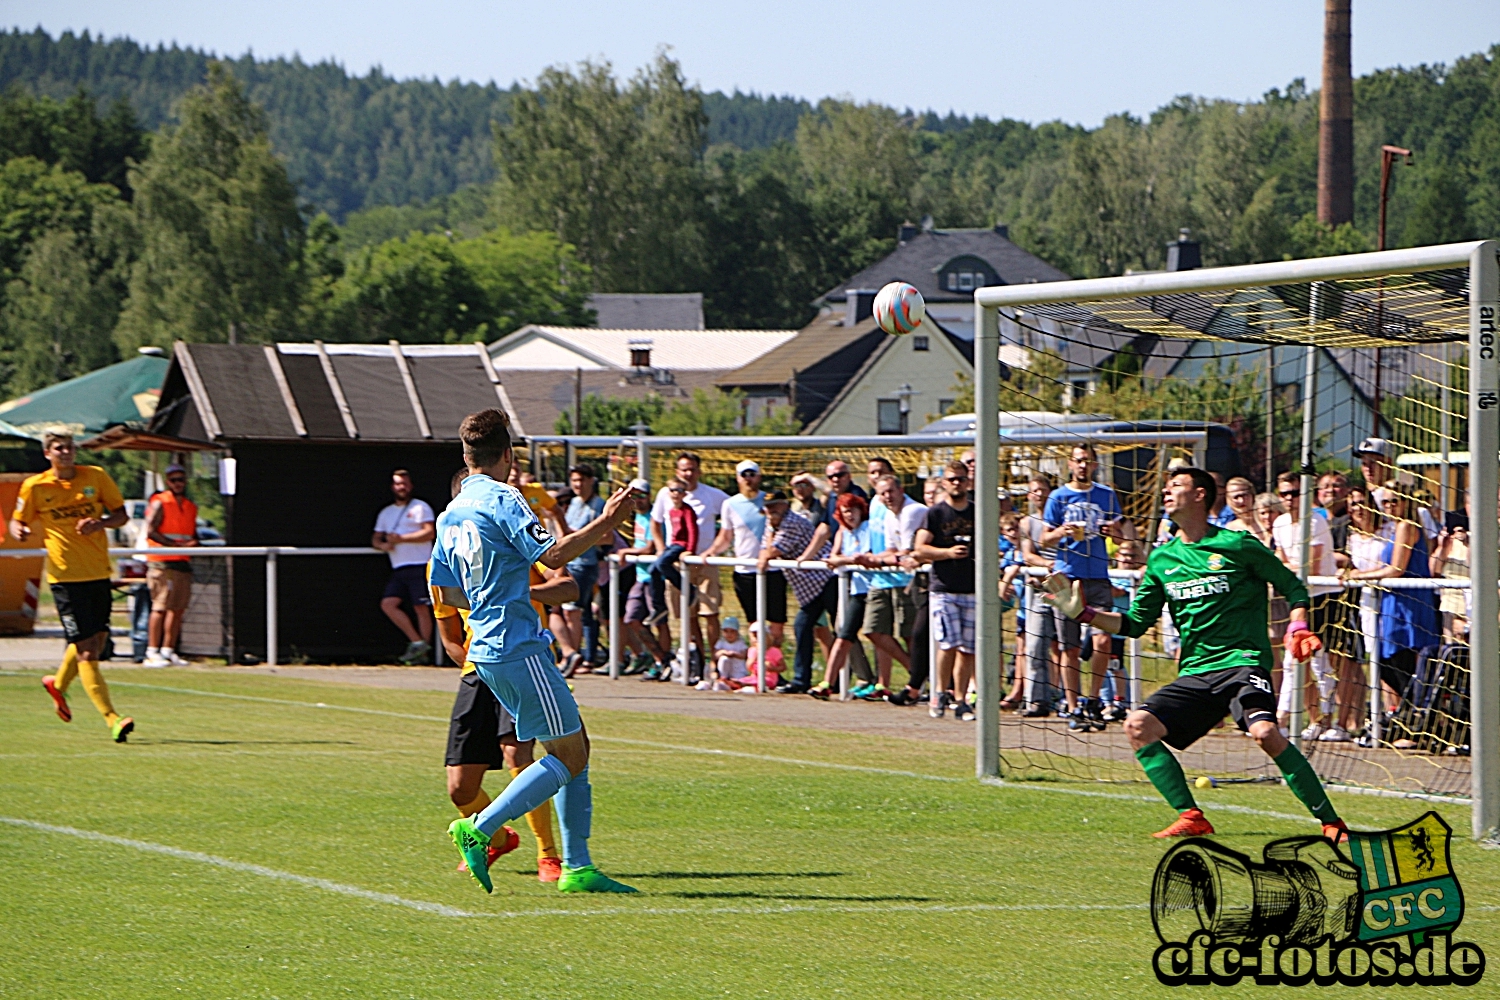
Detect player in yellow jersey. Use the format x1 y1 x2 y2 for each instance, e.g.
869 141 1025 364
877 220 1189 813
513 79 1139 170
10 431 133 741
434 468 574 882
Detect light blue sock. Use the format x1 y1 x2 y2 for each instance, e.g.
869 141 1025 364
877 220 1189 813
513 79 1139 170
473 754 570 838
554 767 593 869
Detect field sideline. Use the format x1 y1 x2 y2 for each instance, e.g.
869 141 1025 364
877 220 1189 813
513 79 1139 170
2 666 1497 999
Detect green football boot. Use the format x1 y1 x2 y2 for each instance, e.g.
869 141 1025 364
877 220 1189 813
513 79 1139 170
557 864 638 893
447 817 493 893
110 717 135 743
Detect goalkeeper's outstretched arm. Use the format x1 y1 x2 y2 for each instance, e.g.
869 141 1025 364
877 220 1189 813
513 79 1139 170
1040 570 1163 638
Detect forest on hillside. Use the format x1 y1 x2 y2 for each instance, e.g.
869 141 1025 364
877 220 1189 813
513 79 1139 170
0 27 1497 414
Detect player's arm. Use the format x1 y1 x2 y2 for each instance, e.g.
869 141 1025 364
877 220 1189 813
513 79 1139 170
9 482 35 541
1243 535 1320 660
434 611 468 664
78 506 127 536
530 568 578 606
538 485 639 569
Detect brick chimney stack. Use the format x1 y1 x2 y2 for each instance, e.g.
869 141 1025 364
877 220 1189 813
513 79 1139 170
1317 0 1354 226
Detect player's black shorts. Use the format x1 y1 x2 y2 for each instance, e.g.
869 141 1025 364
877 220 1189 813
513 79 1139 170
51 579 113 643
1142 665 1278 751
731 570 787 624
383 564 432 606
445 672 516 767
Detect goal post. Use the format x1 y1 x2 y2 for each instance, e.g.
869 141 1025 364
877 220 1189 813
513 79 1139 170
974 240 1499 841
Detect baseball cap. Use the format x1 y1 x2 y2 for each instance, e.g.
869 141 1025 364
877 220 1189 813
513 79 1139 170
736 460 760 475
763 489 790 505
721 615 741 631
1356 437 1395 460
628 478 650 493
164 463 187 476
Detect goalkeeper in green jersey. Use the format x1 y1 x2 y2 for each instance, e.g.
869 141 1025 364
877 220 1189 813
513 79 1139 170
1043 467 1348 842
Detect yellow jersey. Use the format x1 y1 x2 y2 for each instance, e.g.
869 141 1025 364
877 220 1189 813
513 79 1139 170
430 562 548 675
520 482 558 519
15 465 125 583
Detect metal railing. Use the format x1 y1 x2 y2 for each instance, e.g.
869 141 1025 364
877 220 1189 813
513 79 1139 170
1 545 384 667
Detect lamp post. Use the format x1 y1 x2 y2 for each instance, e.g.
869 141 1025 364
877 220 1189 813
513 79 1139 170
893 383 919 435
1372 144 1414 423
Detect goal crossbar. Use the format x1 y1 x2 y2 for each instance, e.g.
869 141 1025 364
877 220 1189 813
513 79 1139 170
972 240 1500 841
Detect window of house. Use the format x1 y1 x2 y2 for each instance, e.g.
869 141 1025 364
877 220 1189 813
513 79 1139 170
877 399 904 435
947 272 958 290
938 398 955 416
958 272 975 290
912 335 929 351
1072 380 1091 397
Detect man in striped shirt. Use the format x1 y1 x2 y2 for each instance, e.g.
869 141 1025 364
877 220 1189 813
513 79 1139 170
758 491 836 694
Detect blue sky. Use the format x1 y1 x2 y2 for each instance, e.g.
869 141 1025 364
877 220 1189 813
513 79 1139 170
10 1 1497 125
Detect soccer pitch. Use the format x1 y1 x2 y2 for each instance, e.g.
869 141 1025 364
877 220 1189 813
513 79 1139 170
2 668 1497 999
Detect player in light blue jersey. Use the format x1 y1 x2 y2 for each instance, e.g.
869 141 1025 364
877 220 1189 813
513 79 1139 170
434 408 644 894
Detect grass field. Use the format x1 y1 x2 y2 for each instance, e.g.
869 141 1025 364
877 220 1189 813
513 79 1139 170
2 666 1497 999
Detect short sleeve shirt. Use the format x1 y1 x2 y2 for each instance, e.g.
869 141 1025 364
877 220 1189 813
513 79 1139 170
1271 513 1340 596
924 501 976 594
429 475 556 664
15 465 125 583
651 482 728 554
374 499 435 568
1043 482 1123 580
866 500 923 590
835 521 874 595
763 510 831 605
721 492 767 573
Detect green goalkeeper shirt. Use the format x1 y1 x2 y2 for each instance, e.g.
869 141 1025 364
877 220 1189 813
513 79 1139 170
1116 525 1310 677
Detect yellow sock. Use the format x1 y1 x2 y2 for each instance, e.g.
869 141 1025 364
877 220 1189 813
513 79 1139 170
76 657 119 727
512 766 559 859
456 787 491 818
54 644 79 691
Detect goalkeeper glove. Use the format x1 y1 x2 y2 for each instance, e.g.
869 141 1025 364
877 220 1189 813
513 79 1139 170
1285 619 1323 662
1041 573 1093 622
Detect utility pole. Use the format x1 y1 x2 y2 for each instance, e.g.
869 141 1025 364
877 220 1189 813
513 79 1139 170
1317 0 1354 227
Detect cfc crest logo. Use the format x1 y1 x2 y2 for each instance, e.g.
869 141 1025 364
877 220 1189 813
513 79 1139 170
1150 812 1484 987
1207 553 1224 571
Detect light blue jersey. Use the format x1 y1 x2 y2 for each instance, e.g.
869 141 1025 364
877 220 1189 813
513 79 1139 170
430 475 557 665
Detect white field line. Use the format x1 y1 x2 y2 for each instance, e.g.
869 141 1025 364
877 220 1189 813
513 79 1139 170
1 815 1149 919
5 676 1468 825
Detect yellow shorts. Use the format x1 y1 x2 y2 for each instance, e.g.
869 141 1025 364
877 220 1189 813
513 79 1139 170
667 564 722 617
146 562 193 612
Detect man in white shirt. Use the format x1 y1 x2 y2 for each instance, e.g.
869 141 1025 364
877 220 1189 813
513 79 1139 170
863 474 926 700
372 469 436 664
651 451 730 655
1270 471 1348 741
708 460 785 646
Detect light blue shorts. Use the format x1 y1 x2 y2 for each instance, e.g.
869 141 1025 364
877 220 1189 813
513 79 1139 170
470 652 582 743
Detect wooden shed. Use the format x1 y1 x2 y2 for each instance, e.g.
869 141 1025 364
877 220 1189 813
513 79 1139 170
135 341 521 663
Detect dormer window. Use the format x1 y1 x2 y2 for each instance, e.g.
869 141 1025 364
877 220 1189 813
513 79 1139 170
937 255 996 294
628 338 654 369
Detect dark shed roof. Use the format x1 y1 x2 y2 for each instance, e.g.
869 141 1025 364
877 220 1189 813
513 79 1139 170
149 342 521 444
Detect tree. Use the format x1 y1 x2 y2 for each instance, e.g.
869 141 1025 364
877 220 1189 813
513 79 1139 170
554 394 666 435
0 156 120 280
494 52 708 293
2 228 119 393
0 85 147 198
1402 165 1472 246
115 63 305 349
455 228 593 334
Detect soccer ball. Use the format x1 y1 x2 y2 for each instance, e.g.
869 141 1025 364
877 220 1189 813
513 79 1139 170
873 281 924 336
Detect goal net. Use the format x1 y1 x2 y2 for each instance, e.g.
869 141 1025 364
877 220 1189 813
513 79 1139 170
974 242 1497 840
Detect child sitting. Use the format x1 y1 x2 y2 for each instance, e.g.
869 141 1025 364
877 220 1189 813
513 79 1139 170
698 615 749 691
647 478 698 625
729 621 785 692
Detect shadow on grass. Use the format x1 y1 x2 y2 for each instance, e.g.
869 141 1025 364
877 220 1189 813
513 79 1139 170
150 739 358 746
622 871 846 880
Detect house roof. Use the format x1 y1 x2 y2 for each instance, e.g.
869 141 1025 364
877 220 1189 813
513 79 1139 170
148 342 523 444
587 293 704 330
490 326 798 371
0 354 170 436
817 226 1071 305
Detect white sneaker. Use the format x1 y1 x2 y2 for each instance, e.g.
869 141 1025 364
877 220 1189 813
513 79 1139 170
1300 722 1326 742
694 680 712 690
163 650 190 666
712 680 732 691
141 652 168 667
1318 726 1353 742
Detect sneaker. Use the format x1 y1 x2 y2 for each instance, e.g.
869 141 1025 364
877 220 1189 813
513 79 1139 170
623 652 653 676
1086 698 1106 725
537 856 563 883
808 685 831 701
141 652 169 668
557 864 638 893
458 826 520 873
1318 726 1353 743
694 679 713 690
929 691 953 719
1020 703 1051 718
1153 808 1215 839
867 685 890 702
953 700 976 722
1100 702 1122 722
561 652 583 678
399 640 431 665
640 665 663 681
886 687 920 706
1321 819 1350 846
163 650 190 666
41 676 71 723
776 682 809 695
1068 711 1093 732
447 817 494 893
849 682 877 699
1300 722 1326 742
111 717 135 743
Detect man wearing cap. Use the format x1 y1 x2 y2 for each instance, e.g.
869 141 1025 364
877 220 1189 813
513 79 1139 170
1355 438 1397 501
708 460 786 646
143 463 199 666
